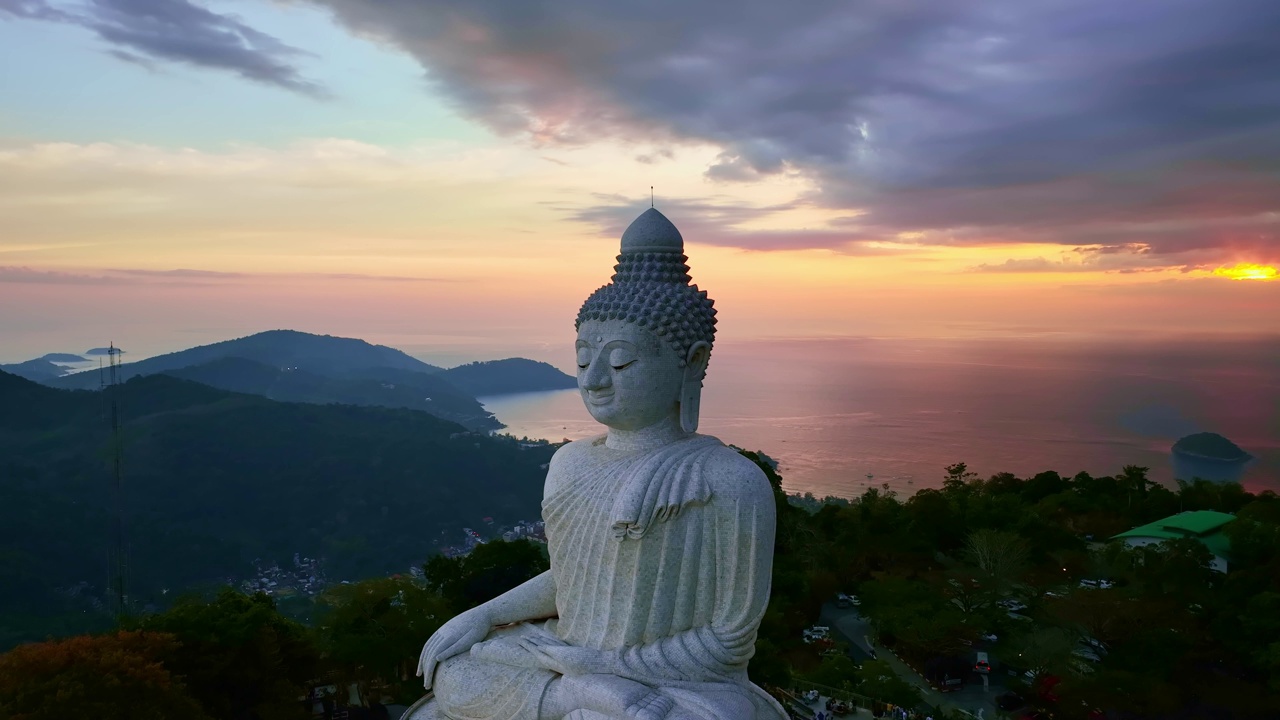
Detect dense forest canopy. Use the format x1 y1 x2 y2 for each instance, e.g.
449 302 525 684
0 369 555 649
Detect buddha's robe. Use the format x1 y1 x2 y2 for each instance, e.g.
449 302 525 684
421 434 786 720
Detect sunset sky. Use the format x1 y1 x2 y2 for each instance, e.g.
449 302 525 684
1 0 1278 364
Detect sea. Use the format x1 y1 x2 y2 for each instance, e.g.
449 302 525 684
478 335 1280 499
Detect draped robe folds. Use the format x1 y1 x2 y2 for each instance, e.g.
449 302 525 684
421 435 787 720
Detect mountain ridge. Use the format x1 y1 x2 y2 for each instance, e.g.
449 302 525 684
54 330 442 389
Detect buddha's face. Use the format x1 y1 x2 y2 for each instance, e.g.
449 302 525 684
576 319 683 431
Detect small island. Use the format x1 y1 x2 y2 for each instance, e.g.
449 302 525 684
1171 431 1254 484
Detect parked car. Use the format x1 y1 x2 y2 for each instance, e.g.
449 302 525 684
974 651 991 674
803 626 831 644
997 598 1028 613
836 593 860 607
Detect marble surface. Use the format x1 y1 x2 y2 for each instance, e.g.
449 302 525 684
409 209 785 720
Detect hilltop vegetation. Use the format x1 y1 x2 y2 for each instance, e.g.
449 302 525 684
757 463 1280 719
0 369 556 649
5 455 1278 719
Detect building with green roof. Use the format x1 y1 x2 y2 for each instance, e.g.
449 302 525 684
1112 510 1236 573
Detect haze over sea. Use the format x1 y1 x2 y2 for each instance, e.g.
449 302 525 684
477 335 1280 499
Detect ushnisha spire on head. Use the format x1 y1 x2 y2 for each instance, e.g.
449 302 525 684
575 208 717 370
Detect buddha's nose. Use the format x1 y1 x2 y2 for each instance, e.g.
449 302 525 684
581 360 612 391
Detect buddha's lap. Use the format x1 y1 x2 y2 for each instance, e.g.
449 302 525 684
430 624 758 720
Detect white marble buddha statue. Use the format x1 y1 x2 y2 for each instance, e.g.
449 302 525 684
406 208 786 720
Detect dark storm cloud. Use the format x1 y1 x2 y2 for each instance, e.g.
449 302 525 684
1 0 326 96
311 0 1280 263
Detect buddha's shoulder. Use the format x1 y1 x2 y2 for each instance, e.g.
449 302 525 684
547 434 608 472
701 442 773 503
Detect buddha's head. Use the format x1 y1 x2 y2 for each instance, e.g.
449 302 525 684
574 208 716 433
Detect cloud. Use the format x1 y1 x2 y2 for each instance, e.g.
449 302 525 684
107 267 247 278
306 0 1280 262
1 0 326 96
0 265 452 285
0 266 120 284
0 0 73 20
966 241 1266 275
563 195 903 253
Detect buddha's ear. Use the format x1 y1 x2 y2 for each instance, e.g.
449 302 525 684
680 341 711 433
684 341 711 381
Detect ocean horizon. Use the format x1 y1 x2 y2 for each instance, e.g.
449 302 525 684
479 334 1280 499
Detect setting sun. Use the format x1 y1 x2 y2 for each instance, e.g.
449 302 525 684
1213 263 1279 281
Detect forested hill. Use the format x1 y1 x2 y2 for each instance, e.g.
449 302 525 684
38 331 575 428
51 330 442 390
0 358 69 382
439 358 577 396
0 369 555 649
163 357 500 431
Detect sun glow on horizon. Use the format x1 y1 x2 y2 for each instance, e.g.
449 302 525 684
1212 263 1278 281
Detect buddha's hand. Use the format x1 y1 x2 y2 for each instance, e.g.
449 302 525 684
516 633 616 676
416 606 494 690
559 674 675 720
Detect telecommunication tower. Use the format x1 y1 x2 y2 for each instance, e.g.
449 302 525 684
100 342 129 623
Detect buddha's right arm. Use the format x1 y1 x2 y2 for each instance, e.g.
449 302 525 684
478 569 558 626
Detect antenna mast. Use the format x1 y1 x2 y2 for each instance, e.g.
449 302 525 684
103 342 129 624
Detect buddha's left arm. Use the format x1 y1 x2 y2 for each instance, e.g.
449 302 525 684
609 472 776 684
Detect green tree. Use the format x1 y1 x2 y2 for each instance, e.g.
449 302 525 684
803 651 859 691
317 576 451 704
1006 627 1077 680
860 576 966 656
424 539 550 613
746 637 792 689
942 463 978 492
138 588 318 720
1117 465 1151 512
854 659 922 708
905 488 964 552
964 528 1030 592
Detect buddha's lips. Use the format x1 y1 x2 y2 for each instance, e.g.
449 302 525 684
586 391 615 405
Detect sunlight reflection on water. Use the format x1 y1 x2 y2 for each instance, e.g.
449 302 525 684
480 337 1280 499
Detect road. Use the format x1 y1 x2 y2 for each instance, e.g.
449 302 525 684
819 603 1006 718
